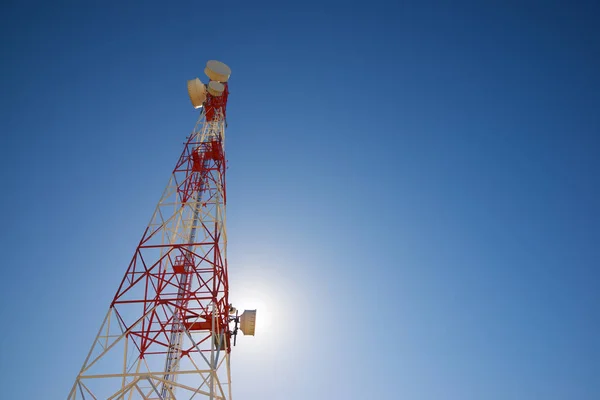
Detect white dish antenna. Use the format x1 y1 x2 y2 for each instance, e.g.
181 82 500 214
187 78 207 108
239 310 257 336
207 81 225 97
205 60 231 83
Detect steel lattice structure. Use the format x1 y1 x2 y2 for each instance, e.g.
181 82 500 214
69 65 241 399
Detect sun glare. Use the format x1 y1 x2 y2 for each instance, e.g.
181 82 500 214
230 267 288 339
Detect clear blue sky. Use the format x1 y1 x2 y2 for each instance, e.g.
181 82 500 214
1 1 599 399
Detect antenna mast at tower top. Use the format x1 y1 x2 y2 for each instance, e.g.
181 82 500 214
68 60 257 399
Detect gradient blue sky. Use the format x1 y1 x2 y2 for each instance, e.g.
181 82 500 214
1 1 599 399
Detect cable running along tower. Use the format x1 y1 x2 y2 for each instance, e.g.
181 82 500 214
69 60 256 399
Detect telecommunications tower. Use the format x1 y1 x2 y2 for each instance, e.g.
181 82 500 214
68 60 257 399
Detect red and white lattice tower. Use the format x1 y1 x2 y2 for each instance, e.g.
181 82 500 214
69 60 256 400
